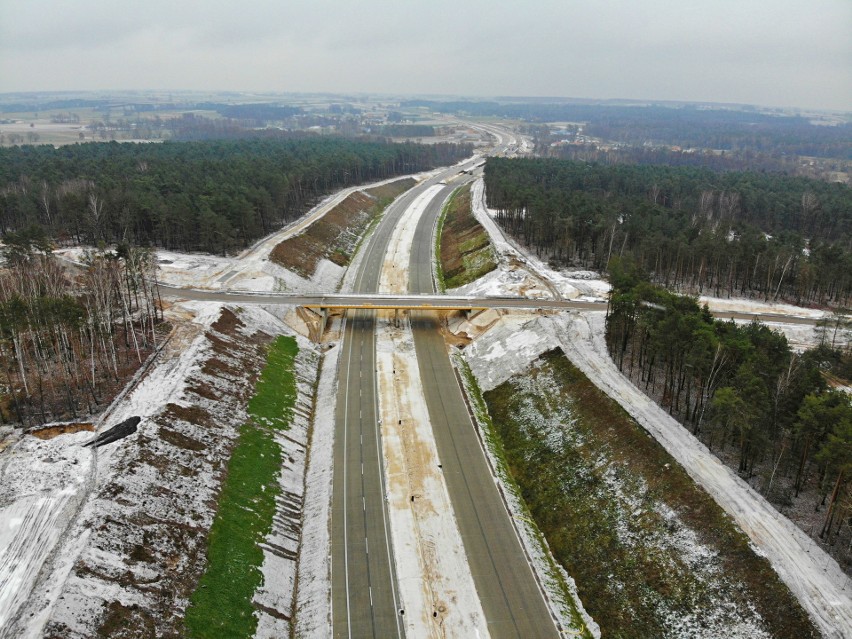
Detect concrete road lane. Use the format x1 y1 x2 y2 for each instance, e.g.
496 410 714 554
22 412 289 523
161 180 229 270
331 311 402 638
407 181 561 637
330 161 484 638
411 315 559 638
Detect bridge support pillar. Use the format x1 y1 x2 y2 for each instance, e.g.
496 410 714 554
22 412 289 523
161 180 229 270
289 306 328 343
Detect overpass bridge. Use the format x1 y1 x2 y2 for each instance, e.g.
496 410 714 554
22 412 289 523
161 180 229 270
158 285 819 327
158 287 607 342
158 286 606 312
159 284 816 341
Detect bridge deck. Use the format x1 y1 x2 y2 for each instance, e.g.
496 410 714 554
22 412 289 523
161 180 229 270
157 286 605 311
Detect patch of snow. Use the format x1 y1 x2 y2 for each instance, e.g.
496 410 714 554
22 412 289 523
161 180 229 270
154 250 234 288
293 335 341 638
729 319 823 353
0 432 93 632
699 296 827 320
462 315 560 392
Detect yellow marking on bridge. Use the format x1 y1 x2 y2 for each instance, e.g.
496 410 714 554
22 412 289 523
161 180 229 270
301 303 489 311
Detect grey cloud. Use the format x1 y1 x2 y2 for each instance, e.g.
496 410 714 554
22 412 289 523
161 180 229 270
0 0 849 110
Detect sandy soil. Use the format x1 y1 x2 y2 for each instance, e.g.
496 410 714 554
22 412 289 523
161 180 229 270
376 183 488 638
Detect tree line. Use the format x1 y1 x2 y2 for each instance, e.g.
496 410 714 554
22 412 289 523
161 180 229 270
0 136 472 254
605 264 852 561
484 157 852 306
542 139 849 182
0 228 162 426
403 100 852 160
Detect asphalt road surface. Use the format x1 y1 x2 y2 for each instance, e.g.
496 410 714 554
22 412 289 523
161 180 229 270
407 180 562 638
330 162 483 638
332 308 402 638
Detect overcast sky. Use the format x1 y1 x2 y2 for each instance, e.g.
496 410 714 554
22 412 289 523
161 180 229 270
1 0 849 111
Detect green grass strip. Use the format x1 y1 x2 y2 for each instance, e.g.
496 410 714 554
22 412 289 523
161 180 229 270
435 185 496 290
433 186 462 293
185 335 299 639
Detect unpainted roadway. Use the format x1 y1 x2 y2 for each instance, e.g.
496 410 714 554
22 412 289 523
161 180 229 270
330 162 484 638
407 180 561 638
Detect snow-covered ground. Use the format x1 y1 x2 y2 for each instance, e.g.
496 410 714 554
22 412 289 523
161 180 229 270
57 238 345 295
0 299 324 638
0 301 223 637
732 319 824 352
0 430 93 632
699 295 828 320
461 314 560 392
293 336 340 638
477 352 772 637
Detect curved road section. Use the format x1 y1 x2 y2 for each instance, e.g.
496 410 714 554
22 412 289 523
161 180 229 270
407 182 561 637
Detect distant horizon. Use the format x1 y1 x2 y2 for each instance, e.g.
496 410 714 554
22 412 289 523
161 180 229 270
0 88 847 116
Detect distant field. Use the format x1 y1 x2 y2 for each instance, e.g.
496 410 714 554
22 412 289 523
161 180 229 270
0 107 221 146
